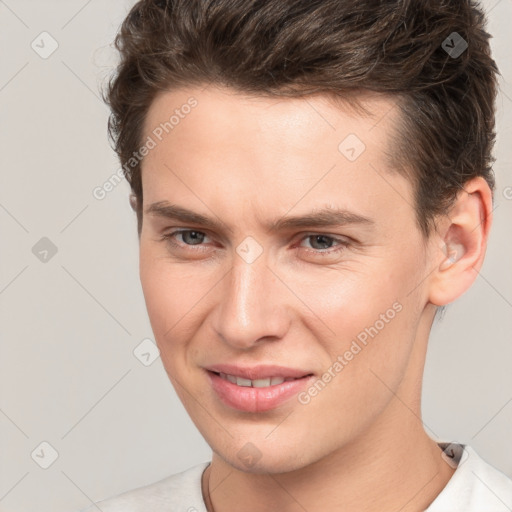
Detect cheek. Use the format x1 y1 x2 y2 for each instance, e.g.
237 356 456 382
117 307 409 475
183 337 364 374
294 293 419 444
295 247 425 386
139 246 192 342
294 253 412 338
139 244 220 371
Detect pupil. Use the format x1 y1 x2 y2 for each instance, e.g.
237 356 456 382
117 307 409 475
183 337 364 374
185 231 203 245
311 235 332 250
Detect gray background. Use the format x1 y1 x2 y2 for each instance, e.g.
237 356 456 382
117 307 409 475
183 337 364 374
0 1 511 511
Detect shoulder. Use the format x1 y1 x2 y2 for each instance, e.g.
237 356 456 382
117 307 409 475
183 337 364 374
79 461 210 512
427 443 512 512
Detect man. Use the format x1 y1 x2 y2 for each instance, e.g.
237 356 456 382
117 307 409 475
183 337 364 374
84 0 512 510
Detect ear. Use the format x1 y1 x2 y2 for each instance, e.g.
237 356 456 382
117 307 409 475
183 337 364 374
428 177 493 307
129 193 138 212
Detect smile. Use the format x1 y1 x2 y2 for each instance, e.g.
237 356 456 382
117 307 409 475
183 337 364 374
215 372 303 388
206 370 314 412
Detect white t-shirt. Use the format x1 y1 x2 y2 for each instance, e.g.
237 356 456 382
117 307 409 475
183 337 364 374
80 443 512 511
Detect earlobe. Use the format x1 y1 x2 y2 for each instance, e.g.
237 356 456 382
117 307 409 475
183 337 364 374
129 193 138 211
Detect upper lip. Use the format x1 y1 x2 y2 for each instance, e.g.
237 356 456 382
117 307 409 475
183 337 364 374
204 364 313 380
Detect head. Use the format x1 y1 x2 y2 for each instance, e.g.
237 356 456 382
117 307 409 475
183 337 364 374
104 0 498 473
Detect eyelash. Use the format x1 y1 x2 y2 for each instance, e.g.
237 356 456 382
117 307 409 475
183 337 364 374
160 229 350 257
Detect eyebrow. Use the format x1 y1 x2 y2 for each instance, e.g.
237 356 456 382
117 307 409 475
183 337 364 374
144 201 375 234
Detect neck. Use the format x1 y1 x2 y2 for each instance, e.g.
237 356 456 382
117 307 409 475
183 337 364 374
203 413 454 512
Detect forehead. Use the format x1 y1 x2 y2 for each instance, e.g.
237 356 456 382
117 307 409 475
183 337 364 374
143 85 398 154
140 85 414 236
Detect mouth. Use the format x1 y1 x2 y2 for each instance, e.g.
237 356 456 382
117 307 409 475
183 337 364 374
210 371 311 388
205 368 314 413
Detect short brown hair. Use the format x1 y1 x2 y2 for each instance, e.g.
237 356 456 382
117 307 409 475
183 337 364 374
104 0 499 239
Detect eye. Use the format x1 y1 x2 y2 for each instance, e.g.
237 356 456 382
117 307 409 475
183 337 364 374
297 233 349 256
160 229 350 258
162 229 211 245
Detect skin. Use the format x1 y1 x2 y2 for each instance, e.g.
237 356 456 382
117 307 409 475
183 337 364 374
137 84 492 512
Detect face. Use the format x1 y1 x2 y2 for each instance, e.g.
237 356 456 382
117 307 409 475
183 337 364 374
138 85 439 473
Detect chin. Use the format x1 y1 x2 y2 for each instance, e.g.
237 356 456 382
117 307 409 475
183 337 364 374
230 458 307 475
215 443 316 475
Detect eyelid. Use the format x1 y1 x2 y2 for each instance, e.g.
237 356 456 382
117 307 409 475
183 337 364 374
162 228 213 245
162 228 351 255
297 231 351 244
162 228 348 242
295 233 350 254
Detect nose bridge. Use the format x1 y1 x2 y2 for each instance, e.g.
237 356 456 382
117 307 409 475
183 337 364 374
214 253 288 348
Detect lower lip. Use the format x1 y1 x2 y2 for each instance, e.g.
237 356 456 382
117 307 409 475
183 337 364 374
207 371 314 413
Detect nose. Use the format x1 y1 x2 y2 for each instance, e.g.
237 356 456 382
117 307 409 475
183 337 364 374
212 253 291 350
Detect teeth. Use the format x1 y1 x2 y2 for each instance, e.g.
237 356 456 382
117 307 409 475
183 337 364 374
236 376 252 387
217 373 295 387
252 378 271 388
